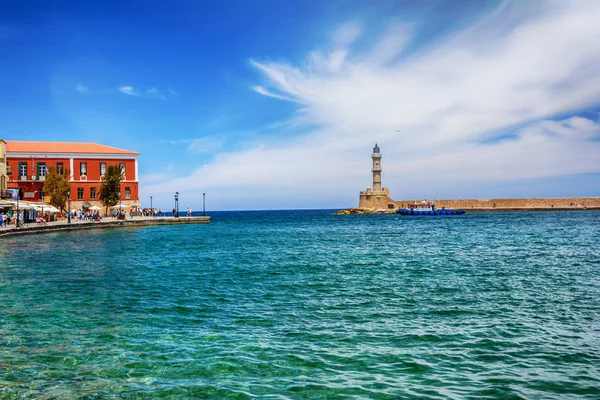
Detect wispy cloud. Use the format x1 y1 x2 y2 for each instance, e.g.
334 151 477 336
118 85 139 96
332 22 362 48
145 1 600 208
75 83 88 93
168 86 178 95
186 137 224 154
163 139 191 145
118 85 170 100
252 85 297 102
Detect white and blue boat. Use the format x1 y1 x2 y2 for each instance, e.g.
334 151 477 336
397 201 465 216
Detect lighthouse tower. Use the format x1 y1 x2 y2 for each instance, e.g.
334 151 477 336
358 143 394 210
372 143 382 191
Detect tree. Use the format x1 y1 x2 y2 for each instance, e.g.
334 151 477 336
43 167 71 211
98 164 123 215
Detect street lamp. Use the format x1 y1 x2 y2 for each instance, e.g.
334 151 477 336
174 192 179 217
16 190 20 228
203 193 206 216
67 190 71 224
118 191 122 219
150 196 153 216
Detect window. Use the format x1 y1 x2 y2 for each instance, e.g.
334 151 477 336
77 188 84 200
19 162 27 178
80 162 87 176
90 187 96 200
39 190 45 201
56 162 64 175
37 162 47 178
100 162 106 176
125 187 131 199
120 163 126 177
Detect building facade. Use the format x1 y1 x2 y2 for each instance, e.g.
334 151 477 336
0 139 8 197
5 141 140 210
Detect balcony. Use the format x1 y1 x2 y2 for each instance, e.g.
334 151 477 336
20 175 27 181
39 176 46 182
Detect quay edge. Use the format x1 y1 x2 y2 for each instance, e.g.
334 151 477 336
0 216 211 238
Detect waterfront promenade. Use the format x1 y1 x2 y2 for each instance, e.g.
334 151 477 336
0 215 211 238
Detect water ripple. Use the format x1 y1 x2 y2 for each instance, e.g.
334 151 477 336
1 210 599 398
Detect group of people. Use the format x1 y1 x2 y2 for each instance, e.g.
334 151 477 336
1 210 13 227
141 208 167 217
70 209 102 221
1 210 25 228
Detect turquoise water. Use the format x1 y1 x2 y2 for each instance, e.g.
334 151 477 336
1 210 599 399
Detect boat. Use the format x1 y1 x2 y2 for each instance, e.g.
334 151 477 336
397 200 465 216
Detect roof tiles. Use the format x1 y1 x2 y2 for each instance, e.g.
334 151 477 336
5 141 140 155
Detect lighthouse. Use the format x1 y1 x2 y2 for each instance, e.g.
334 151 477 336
358 143 394 210
372 143 382 192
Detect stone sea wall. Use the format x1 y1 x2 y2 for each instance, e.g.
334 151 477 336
352 196 600 213
397 197 600 210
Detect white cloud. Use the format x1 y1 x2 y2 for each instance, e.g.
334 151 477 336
252 85 297 102
332 22 362 48
145 1 600 209
147 87 158 94
186 137 224 154
75 83 88 93
118 85 139 96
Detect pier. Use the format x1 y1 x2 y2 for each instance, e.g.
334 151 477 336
0 216 211 238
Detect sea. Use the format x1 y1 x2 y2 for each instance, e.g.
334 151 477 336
1 210 599 399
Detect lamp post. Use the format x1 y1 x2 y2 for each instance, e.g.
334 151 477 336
150 196 153 216
203 193 206 216
118 191 122 219
16 190 20 228
67 190 71 224
174 192 179 217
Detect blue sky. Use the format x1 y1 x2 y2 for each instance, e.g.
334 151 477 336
1 0 599 210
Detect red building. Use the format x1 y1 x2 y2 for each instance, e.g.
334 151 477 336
5 141 140 209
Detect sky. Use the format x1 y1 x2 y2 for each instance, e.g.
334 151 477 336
1 0 599 210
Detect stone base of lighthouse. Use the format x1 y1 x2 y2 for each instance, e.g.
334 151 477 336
358 187 396 211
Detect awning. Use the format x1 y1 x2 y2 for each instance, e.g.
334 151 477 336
82 201 92 208
34 204 60 213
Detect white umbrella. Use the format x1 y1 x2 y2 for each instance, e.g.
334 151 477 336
89 205 102 210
